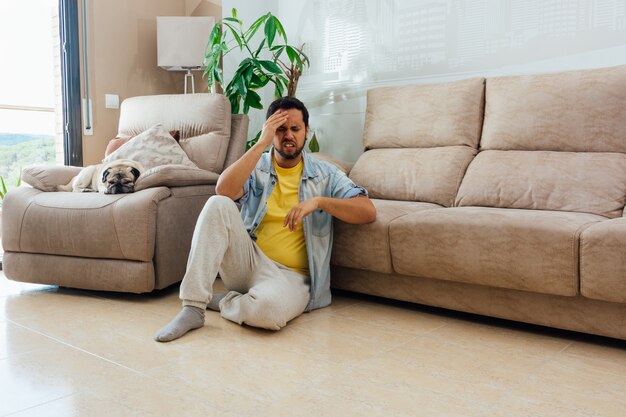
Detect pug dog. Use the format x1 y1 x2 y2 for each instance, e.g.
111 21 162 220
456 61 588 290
58 159 144 194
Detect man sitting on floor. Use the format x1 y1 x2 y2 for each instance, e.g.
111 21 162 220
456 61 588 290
155 96 376 342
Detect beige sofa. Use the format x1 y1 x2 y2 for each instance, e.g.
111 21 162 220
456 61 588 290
331 65 626 340
2 93 248 293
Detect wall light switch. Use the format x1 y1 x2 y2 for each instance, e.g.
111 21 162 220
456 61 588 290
105 94 119 109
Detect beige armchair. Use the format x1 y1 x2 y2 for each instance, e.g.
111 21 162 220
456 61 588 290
1 93 248 293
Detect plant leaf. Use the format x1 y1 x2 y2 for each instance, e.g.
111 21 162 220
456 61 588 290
253 38 266 58
291 45 310 67
278 75 289 86
222 17 241 24
274 78 284 98
0 176 6 195
250 72 269 89
273 16 287 42
213 66 223 85
285 45 303 71
208 23 221 46
270 44 285 52
270 45 286 62
245 90 263 110
309 132 320 152
231 7 237 19
264 14 277 47
223 22 242 50
245 14 269 42
285 45 297 64
246 130 262 150
229 93 240 114
235 74 247 96
259 60 282 74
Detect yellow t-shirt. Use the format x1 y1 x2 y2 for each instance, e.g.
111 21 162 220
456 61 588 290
255 157 309 275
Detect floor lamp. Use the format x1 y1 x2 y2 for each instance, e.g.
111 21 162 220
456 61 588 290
157 16 215 94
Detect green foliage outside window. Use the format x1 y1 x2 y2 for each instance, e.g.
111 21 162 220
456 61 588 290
0 134 55 204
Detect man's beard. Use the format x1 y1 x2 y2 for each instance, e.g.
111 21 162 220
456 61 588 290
276 141 306 160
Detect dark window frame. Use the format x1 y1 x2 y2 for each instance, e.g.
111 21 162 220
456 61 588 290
59 0 82 166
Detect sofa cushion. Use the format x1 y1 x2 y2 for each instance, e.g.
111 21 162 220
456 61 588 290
363 77 485 149
350 146 476 205
118 93 231 173
22 165 83 192
481 65 626 152
2 187 171 261
134 165 218 191
456 150 626 218
580 218 626 304
389 207 605 296
332 199 442 274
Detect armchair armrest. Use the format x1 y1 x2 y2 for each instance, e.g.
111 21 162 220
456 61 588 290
22 165 83 192
134 165 219 191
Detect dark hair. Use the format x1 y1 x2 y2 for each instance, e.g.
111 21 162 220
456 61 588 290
266 96 309 127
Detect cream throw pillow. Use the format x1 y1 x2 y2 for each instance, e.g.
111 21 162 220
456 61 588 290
102 124 198 170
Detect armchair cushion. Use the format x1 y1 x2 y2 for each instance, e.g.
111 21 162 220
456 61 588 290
102 124 197 170
135 165 219 191
22 165 82 192
2 186 172 261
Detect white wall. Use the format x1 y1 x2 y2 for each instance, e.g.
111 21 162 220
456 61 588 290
228 0 626 161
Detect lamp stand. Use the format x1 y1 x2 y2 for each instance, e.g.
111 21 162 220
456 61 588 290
184 69 195 94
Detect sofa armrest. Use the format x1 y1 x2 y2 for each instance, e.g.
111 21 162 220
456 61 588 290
310 152 354 175
22 165 83 192
134 165 219 192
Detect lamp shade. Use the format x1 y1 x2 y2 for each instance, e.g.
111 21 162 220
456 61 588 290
157 16 215 71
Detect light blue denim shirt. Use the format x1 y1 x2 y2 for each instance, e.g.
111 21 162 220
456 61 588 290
237 149 367 311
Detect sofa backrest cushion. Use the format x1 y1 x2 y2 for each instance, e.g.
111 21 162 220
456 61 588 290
352 77 484 205
363 77 485 149
456 150 626 218
350 147 476 206
457 65 626 218
481 65 626 152
118 93 232 173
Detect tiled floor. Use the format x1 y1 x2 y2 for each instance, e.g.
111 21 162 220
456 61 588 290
1 271 625 417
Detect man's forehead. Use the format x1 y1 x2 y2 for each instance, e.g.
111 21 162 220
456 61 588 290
281 108 305 125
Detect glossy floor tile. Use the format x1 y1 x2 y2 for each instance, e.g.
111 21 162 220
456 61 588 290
1 271 625 417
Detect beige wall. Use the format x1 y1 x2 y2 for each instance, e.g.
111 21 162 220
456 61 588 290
79 0 221 165
186 0 221 17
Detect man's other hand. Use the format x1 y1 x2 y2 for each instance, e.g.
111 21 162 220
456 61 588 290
283 198 320 232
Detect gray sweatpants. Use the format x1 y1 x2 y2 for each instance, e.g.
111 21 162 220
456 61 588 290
180 195 311 330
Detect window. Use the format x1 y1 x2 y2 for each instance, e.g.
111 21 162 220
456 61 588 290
0 0 62 196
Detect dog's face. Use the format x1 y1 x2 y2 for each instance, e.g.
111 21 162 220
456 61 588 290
100 160 144 194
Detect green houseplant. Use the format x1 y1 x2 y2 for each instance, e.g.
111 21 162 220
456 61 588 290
0 174 20 248
0 174 20 202
203 8 309 114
